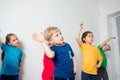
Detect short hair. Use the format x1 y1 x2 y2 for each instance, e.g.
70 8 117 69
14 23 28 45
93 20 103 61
44 27 61 41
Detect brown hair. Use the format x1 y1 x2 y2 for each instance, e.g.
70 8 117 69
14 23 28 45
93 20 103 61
81 31 93 43
5 33 16 44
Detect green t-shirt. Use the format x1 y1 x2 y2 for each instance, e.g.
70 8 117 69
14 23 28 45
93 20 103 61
98 45 107 68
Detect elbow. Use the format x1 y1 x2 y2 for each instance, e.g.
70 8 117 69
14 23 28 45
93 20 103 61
75 37 79 41
46 52 55 59
48 55 54 59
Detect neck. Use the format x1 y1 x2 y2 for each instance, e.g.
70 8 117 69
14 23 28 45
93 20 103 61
54 42 65 46
85 42 92 45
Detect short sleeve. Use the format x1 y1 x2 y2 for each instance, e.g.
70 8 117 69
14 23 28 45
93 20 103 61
97 47 103 61
79 43 84 51
98 45 102 50
67 43 74 57
1 43 8 51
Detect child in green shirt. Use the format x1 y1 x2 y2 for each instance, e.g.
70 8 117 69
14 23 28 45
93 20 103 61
98 37 115 80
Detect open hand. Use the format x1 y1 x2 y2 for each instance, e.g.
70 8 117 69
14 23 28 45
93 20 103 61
80 23 83 29
32 32 45 43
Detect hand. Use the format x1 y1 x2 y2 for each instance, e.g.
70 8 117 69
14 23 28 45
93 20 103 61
19 66 24 74
96 64 101 68
80 23 83 30
73 66 78 73
32 32 45 43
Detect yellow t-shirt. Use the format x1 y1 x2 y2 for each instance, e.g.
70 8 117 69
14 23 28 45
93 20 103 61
80 43 102 75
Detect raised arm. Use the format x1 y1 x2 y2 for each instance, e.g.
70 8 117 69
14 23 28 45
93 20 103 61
100 37 115 47
32 32 55 58
75 23 83 47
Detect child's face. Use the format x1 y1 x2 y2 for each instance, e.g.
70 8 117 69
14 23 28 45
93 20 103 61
102 44 110 52
50 31 64 45
8 35 20 47
83 33 93 44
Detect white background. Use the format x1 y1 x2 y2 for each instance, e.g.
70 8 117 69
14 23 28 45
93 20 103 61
0 0 120 80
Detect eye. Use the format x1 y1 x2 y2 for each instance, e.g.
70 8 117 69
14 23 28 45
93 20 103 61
60 32 62 35
55 34 59 37
16 38 18 40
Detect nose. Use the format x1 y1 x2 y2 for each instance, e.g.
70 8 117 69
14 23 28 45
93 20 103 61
60 35 63 38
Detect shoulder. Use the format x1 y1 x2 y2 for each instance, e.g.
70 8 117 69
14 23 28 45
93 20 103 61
19 48 23 53
1 43 7 46
64 42 70 47
92 45 98 48
1 43 10 49
80 43 88 48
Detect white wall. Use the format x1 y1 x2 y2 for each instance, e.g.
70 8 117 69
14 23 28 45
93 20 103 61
0 0 99 80
97 0 120 80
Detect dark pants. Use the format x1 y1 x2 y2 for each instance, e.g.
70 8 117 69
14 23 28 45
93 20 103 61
0 75 1 80
98 67 109 80
81 71 98 80
1 74 19 80
54 76 75 80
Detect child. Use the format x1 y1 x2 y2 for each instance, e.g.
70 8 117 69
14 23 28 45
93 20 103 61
33 27 78 80
0 33 23 80
97 37 115 80
33 30 54 80
75 23 103 80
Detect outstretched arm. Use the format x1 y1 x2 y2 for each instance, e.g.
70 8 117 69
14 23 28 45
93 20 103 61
100 37 115 47
32 32 55 58
75 23 83 47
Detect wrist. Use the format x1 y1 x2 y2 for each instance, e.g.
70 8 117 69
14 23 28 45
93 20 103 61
41 40 46 44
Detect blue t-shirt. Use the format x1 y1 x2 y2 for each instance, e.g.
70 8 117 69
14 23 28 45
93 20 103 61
50 42 75 78
1 43 23 75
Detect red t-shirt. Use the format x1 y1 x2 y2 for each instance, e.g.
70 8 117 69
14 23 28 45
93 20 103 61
42 53 54 77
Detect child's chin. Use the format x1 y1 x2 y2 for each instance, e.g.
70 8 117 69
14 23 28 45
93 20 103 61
16 44 20 47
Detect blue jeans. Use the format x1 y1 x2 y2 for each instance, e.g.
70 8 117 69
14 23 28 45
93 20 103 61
54 76 75 80
97 67 109 80
1 74 19 80
81 71 98 80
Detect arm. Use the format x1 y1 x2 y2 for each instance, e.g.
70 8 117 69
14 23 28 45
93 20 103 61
96 48 103 68
75 23 83 47
100 37 115 47
96 59 102 68
19 54 25 74
72 56 78 73
19 54 25 80
32 32 55 58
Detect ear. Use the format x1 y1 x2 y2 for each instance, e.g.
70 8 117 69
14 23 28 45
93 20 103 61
83 38 86 41
48 38 53 44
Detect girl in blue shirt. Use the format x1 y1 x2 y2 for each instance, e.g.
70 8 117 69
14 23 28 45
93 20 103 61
0 33 23 80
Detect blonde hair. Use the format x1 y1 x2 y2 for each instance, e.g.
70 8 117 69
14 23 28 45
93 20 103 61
44 27 61 41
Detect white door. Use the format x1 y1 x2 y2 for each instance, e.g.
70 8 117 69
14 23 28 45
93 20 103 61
107 11 120 80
